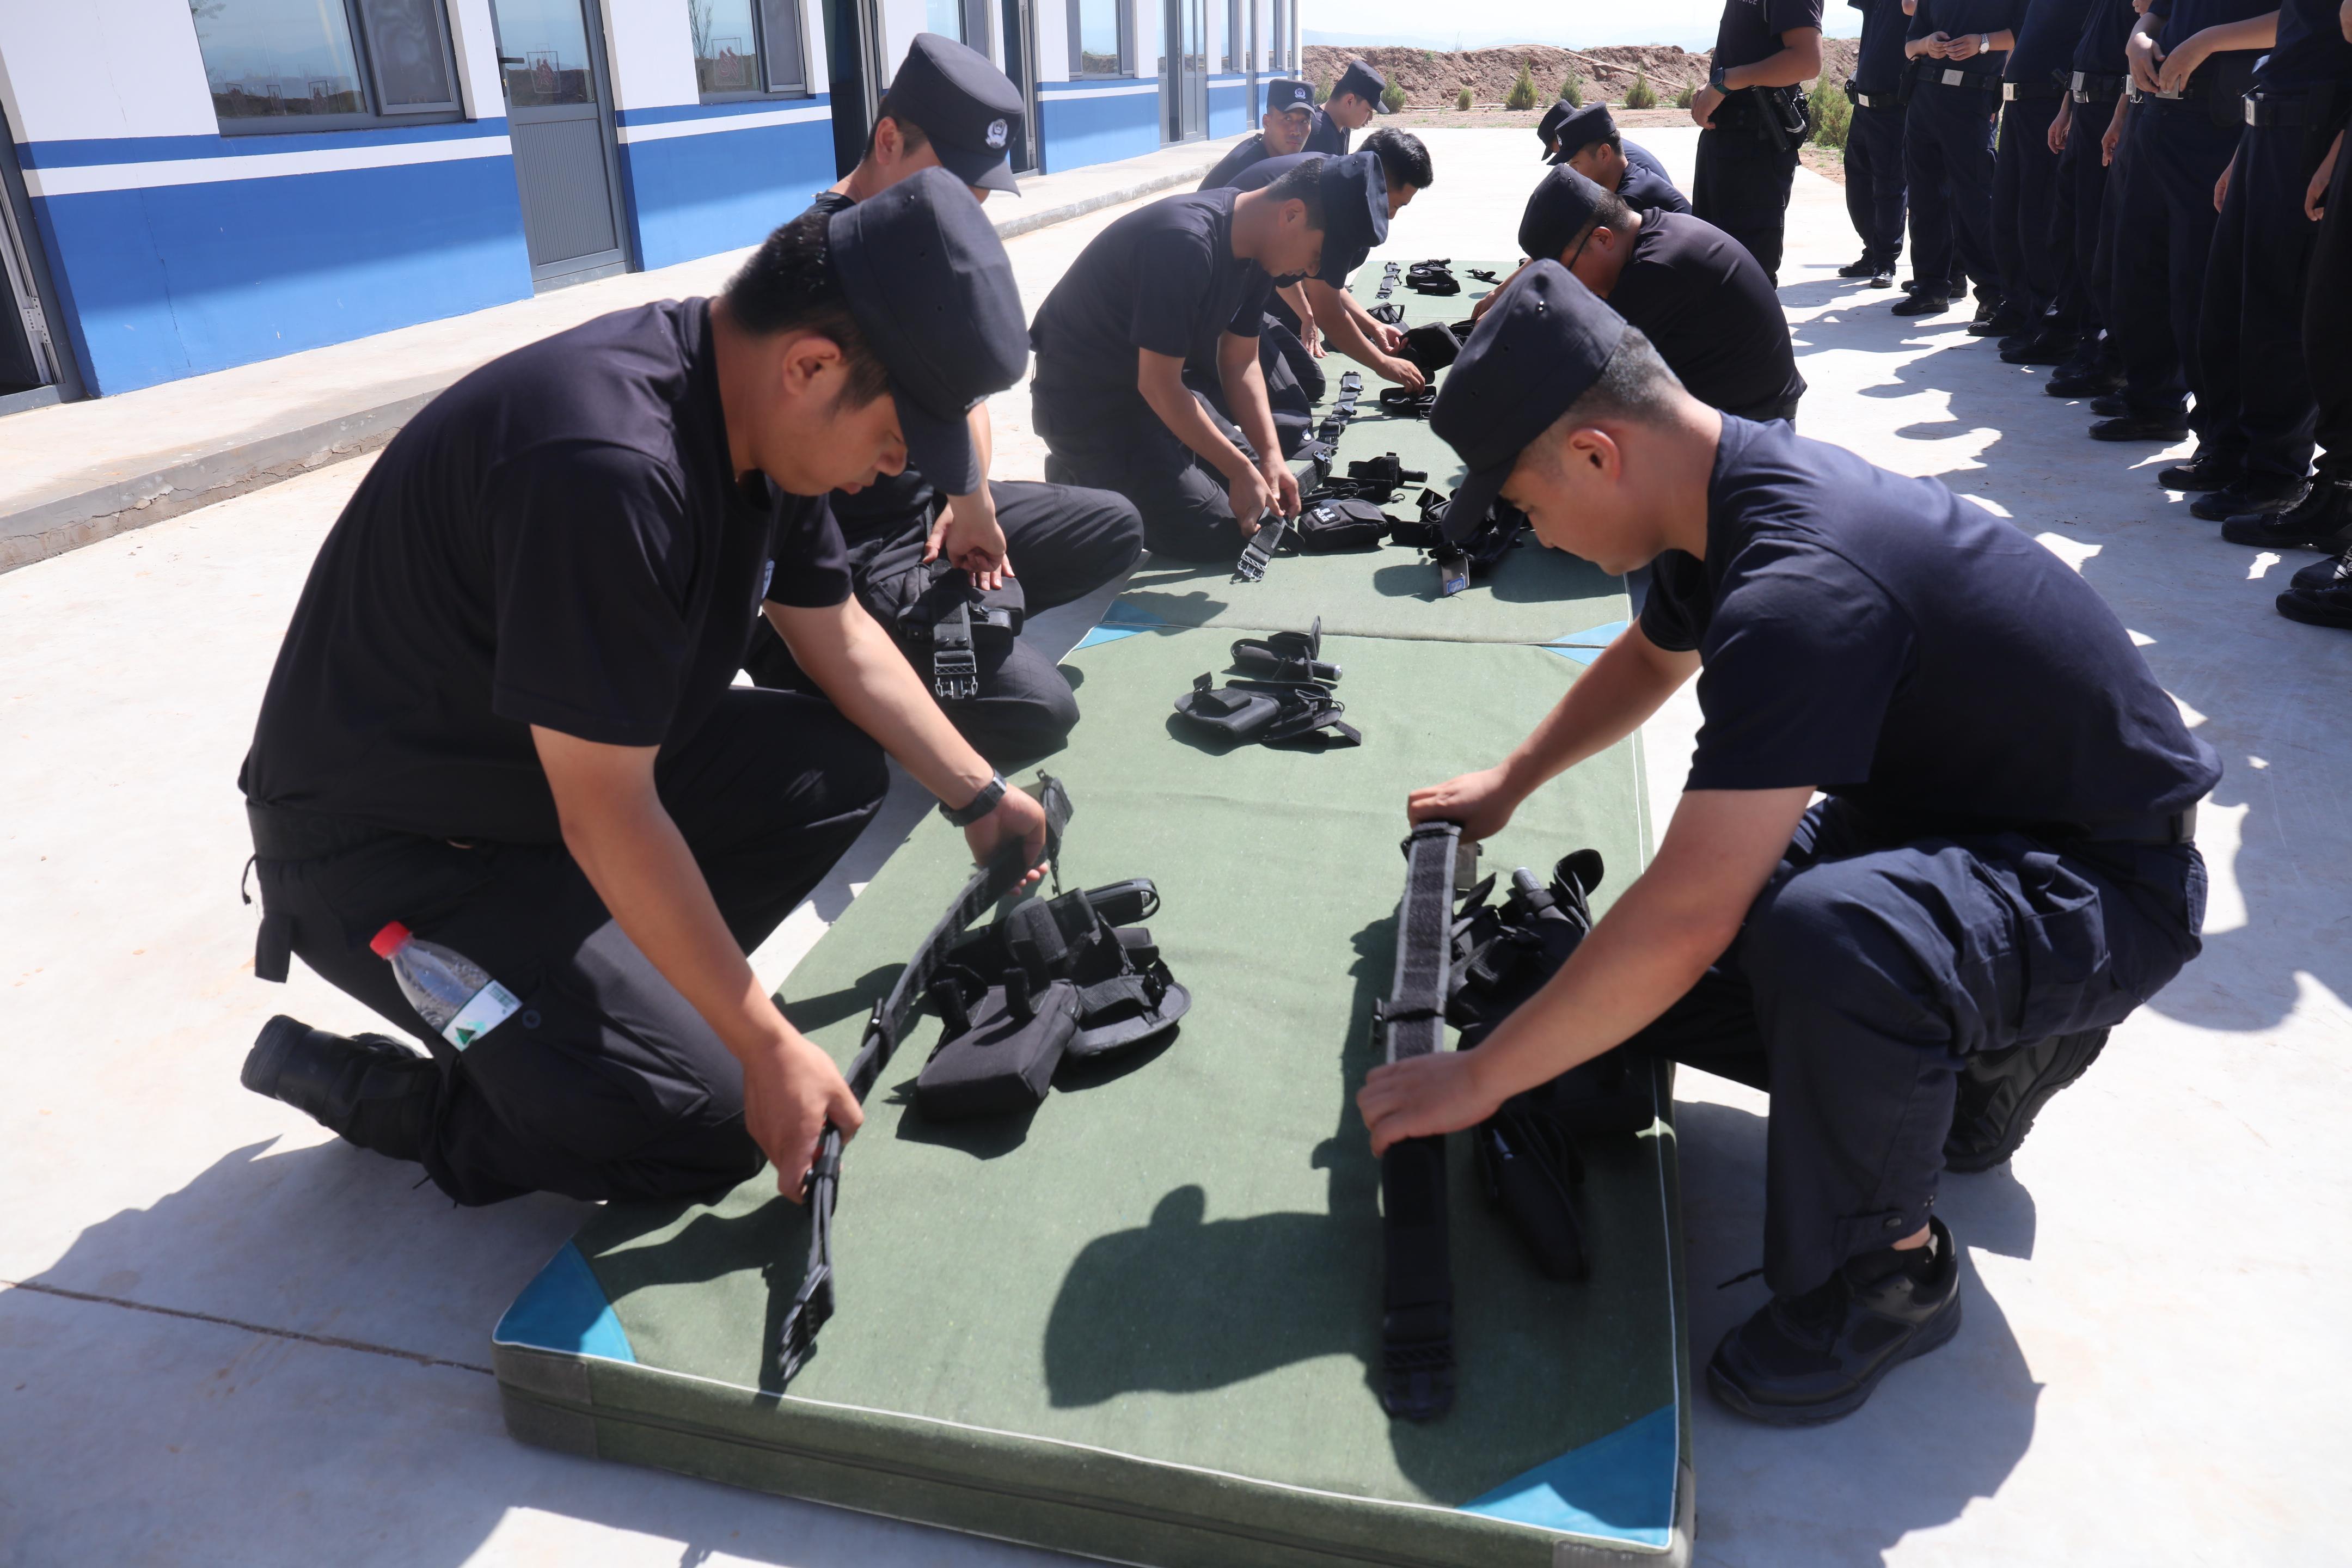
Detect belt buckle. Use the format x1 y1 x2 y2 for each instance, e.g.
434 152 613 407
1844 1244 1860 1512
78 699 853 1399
2001 81 2017 100
1941 68 1965 87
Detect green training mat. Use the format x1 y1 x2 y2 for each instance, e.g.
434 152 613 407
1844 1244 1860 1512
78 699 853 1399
1125 262 1629 649
494 628 1692 1567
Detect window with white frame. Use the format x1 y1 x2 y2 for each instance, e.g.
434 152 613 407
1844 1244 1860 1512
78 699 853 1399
688 0 811 98
191 0 463 131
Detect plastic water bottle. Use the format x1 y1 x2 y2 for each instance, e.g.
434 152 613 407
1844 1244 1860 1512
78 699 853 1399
370 922 521 1049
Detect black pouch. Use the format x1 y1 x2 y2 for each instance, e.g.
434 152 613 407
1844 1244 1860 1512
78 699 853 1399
1173 674 1361 748
1379 386 1437 419
1231 616 1343 683
1368 301 1406 325
882 561 1027 701
2200 52 2258 130
1293 498 1393 552
913 973 1081 1120
942 883 1191 1059
1400 322 1461 373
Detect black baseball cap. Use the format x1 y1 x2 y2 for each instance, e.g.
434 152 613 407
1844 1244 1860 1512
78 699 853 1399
1552 103 1618 163
828 167 1029 493
1333 59 1394 111
885 34 1027 195
1313 151 1391 283
1536 101 1572 154
1429 262 1627 540
1265 77 1316 116
1519 165 1615 265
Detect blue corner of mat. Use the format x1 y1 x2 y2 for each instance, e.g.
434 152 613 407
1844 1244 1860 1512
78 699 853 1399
1459 1403 1678 1549
1542 644 1603 666
492 1241 637 1363
1073 599 1169 651
1548 618 1629 650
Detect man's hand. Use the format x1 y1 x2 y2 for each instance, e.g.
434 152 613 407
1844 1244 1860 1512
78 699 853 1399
2128 29 2166 93
2310 130 2342 220
2103 98 2129 165
1690 83 1724 127
741 1031 864 1197
1371 321 1408 352
1228 466 1272 530
1265 460 1301 518
2156 31 2207 93
2215 150 2235 213
1301 319 1326 357
1942 29 1983 58
1375 353 1428 390
926 488 1011 590
963 785 1050 892
1359 1051 1505 1157
2048 97 2071 154
1407 765 1524 841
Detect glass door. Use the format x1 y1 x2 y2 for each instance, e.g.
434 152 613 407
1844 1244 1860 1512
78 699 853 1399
0 107 71 412
491 0 630 288
999 0 1041 176
823 0 884 176
1165 0 1205 141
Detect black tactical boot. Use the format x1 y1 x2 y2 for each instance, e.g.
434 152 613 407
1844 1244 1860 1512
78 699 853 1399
2156 449 2243 489
2090 411 2191 442
1838 254 1879 278
2277 571 2352 630
1944 1028 2109 1172
1891 291 1951 316
2048 363 2125 399
243 1015 435 1161
2001 329 2078 366
2194 475 2306 523
2290 544 2352 591
1708 1217 1962 1426
1968 303 2027 337
2222 476 2352 550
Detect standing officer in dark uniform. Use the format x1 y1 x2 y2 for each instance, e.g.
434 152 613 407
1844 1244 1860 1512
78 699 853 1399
2096 0 2273 451
743 36 1143 766
1493 168 1808 424
1689 0 1826 284
1891 0 2024 324
2042 0 2140 396
1306 59 1391 155
1840 0 1916 287
2196 0 2348 528
1363 265 2216 1425
1990 0 2097 361
238 173 1052 1208
2276 122 2352 622
1552 103 1694 215
1198 77 1317 191
1030 158 1381 559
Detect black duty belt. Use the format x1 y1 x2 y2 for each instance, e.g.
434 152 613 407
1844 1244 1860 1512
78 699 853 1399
2002 77 2067 101
2071 71 2127 102
777 774 1073 1386
2244 89 2325 127
2074 804 2198 846
247 801 406 862
1370 820 1465 1422
1921 64 2004 93
1847 86 1898 109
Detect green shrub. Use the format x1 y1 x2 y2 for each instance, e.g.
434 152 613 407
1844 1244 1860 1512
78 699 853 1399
1675 82 1696 109
1559 71 1583 107
1314 76 1332 103
1623 68 1657 109
1455 84 1473 110
1504 61 1538 111
1381 81 1407 113
1807 76 1849 149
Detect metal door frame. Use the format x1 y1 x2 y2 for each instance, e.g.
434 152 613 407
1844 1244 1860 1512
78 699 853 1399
492 0 635 290
824 0 887 177
0 107 81 413
998 0 1041 176
1163 0 1205 142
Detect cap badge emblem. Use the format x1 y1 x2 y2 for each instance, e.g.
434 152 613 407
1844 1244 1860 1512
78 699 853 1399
986 118 1008 148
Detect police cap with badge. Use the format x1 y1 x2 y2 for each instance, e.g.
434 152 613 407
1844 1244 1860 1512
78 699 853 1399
1331 58 1394 110
888 33 1027 195
1264 76 1316 117
1431 262 1627 539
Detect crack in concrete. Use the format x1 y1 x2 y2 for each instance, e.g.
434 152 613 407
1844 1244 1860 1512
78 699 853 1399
2 1278 495 1376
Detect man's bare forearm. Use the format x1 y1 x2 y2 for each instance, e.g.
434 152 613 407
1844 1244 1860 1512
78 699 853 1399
1725 31 1823 88
1303 279 1384 363
1499 627 1698 798
768 597 994 804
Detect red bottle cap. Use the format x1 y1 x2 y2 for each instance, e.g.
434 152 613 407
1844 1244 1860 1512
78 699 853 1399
369 922 413 959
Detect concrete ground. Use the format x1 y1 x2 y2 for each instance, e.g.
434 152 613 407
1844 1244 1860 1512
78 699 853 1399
4 130 2348 1568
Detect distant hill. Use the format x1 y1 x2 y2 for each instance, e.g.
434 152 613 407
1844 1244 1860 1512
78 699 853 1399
1301 40 1861 108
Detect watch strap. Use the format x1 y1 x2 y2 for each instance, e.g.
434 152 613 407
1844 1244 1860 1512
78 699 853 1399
940 771 1008 827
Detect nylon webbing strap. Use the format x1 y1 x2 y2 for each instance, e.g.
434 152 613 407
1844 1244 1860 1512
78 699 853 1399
932 600 980 701
1376 820 1460 1420
1233 514 1288 583
777 775 1073 1385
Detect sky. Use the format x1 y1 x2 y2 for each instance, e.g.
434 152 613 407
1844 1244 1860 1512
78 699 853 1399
1300 0 1861 52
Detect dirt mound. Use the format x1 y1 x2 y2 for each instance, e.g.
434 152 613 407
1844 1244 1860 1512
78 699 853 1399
1303 40 1860 110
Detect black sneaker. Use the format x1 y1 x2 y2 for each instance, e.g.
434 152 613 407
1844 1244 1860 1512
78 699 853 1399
1708 1217 1963 1426
1945 1029 2110 1173
2001 330 2078 366
2221 477 2352 550
2277 577 2352 629
1838 255 1880 278
2158 449 2245 491
243 1015 434 1161
2048 364 2126 397
2088 393 2130 416
1869 269 1897 288
1998 329 2037 354
1967 305 2028 338
2091 412 2191 442
2291 545 2352 591
2194 476 2307 523
1892 292 1951 317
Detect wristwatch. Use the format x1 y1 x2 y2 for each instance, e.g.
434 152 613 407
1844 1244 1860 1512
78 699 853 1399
939 770 1007 827
1708 64 1728 92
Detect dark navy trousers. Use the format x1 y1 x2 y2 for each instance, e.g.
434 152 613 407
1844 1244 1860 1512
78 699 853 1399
2196 112 2332 485
2310 130 2352 476
1628 798 2204 1297
2052 97 2121 352
1904 80 2004 302
1991 94 2074 330
1845 101 1911 269
1694 125 1803 283
2110 101 2242 426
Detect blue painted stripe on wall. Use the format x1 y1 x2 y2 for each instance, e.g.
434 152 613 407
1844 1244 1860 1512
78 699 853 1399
619 114 837 271
1038 88 1161 175
616 95 830 127
20 121 510 169
33 155 529 396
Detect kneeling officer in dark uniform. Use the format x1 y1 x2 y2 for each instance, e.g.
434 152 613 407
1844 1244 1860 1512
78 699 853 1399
238 171 1049 1208
1549 102 1693 216
1361 265 2216 1424
742 36 1144 765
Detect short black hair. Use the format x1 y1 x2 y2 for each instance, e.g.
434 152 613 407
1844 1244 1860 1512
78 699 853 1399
861 92 933 161
1549 327 1684 432
722 206 892 407
1569 130 1624 161
1363 127 1432 191
1570 187 1639 255
1259 155 1327 226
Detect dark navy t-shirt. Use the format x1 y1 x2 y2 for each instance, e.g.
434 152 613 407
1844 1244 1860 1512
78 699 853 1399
1909 0 2029 76
2072 0 2141 72
1198 133 1274 192
1851 0 1917 94
1639 418 2220 828
1619 142 1693 214
1717 0 1828 71
1303 108 1351 155
2148 0 2274 68
1028 188 1274 424
1609 212 1805 421
2008 0 2098 79
242 298 852 844
2261 0 2352 85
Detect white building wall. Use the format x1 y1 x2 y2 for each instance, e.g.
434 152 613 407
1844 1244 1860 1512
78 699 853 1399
1036 0 1070 82
442 0 507 123
0 0 217 143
